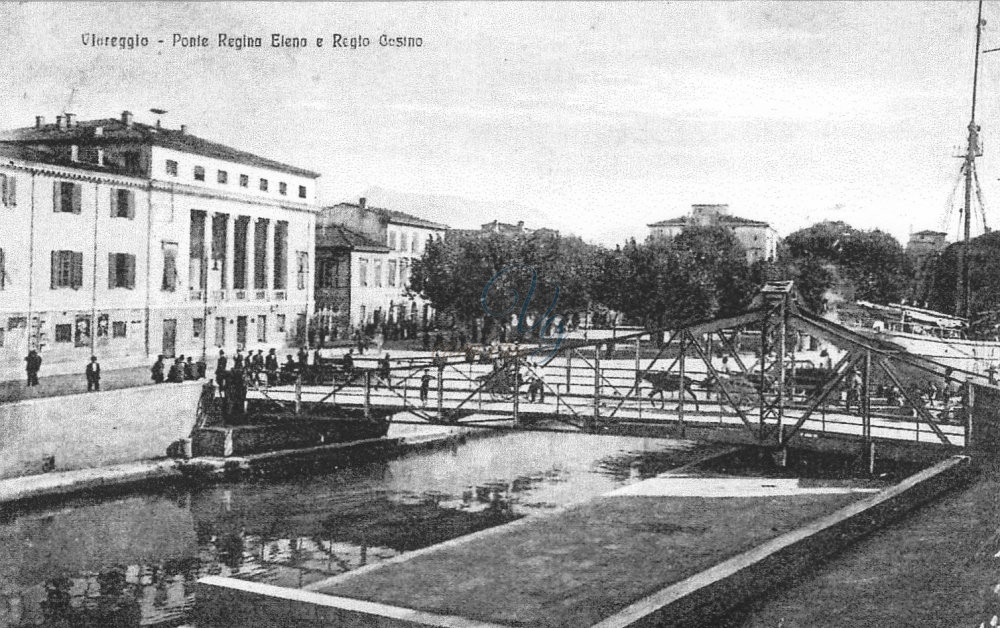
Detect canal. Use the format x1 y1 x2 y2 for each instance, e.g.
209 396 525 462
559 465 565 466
0 431 723 627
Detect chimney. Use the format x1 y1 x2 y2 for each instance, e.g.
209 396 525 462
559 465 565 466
359 197 367 209
179 124 187 134
93 126 103 137
65 113 77 127
517 220 525 230
121 110 133 127
35 115 45 129
70 145 79 162
96 148 105 166
56 115 66 131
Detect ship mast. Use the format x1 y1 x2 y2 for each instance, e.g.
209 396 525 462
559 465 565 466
959 0 985 321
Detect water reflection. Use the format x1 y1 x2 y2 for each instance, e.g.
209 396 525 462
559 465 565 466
0 432 716 627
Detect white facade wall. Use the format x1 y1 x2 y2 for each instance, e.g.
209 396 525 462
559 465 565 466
0 149 318 379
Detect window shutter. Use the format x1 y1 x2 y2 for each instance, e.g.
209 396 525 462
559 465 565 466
127 254 136 289
71 251 83 289
50 251 58 288
1 174 7 206
53 181 61 212
109 188 118 217
72 183 82 214
0 248 5 289
109 253 116 289
7 176 15 207
127 190 135 219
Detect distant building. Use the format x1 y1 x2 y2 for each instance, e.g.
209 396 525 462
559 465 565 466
314 198 447 335
0 111 319 378
647 204 777 263
450 220 559 239
906 230 948 301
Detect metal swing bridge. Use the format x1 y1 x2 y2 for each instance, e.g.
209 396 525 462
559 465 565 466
245 282 999 464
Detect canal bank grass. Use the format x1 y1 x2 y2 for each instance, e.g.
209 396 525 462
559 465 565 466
313 492 862 627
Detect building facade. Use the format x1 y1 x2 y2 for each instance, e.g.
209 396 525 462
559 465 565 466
0 111 319 378
315 198 447 336
647 204 778 263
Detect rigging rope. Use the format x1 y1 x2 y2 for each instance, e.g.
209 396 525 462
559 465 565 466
973 163 992 232
940 164 964 235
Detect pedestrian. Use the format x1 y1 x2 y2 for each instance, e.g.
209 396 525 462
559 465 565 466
215 350 227 387
233 349 245 371
85 355 101 392
420 369 432 406
298 346 309 383
342 349 355 378
152 354 165 384
377 352 391 390
24 349 41 386
265 348 279 386
184 356 196 380
251 349 264 377
168 358 184 383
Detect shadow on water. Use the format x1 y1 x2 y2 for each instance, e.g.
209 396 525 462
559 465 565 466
0 431 720 627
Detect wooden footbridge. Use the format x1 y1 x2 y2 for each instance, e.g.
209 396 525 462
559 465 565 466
241 282 1000 466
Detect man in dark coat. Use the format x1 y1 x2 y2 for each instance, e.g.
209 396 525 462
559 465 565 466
25 350 41 386
151 355 165 384
376 353 391 390
215 350 227 388
85 355 101 392
265 348 279 386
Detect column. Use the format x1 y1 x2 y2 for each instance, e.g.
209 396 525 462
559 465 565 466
224 213 234 293
202 213 212 293
246 217 256 293
264 219 274 291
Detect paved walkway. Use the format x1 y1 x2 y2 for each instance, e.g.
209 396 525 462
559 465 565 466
0 365 170 404
0 459 180 504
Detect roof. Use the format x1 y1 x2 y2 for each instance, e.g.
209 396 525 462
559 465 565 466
328 201 448 230
316 223 390 253
0 117 320 179
648 214 772 228
0 142 135 177
912 230 948 237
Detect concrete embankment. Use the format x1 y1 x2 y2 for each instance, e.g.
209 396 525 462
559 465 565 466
194 452 970 628
0 422 485 506
0 380 204 479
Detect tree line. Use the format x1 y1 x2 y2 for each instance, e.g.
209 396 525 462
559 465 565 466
409 220 929 342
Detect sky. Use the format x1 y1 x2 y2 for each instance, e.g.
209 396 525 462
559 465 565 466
0 1 996 247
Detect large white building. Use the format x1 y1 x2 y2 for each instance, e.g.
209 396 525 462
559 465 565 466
648 204 778 264
0 111 319 378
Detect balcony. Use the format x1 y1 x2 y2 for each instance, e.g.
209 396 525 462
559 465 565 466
234 290 247 301
273 289 287 301
211 290 227 301
188 289 204 301
254 290 267 300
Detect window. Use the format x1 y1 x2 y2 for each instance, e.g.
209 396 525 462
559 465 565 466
259 178 268 192
374 260 382 287
257 315 267 342
239 174 249 187
55 324 72 343
0 247 5 290
53 181 81 213
359 305 366 324
193 166 205 181
161 242 178 292
298 185 306 199
0 328 4 347
1 173 17 207
320 259 340 288
193 317 204 339
112 321 127 338
110 188 135 219
97 314 109 339
411 234 418 253
217 170 228 184
359 258 368 286
279 182 287 195
400 233 408 253
74 315 91 347
215 317 226 347
166 160 178 176
276 314 286 333
108 253 136 289
296 252 308 290
51 250 83 289
8 316 26 330
389 232 397 249
388 259 397 287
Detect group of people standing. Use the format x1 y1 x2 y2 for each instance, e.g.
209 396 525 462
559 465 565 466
150 355 205 384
